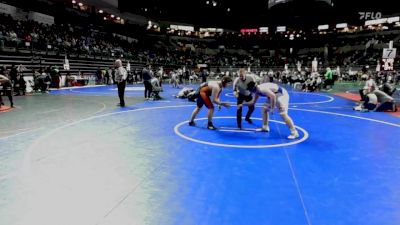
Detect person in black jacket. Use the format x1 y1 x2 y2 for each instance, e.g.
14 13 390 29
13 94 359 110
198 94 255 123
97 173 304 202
14 74 26 96
142 65 153 100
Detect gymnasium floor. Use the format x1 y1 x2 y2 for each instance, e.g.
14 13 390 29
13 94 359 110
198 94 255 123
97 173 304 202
1 83 399 225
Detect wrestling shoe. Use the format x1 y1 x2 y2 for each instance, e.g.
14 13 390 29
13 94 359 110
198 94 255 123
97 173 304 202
261 125 270 132
288 130 299 139
245 118 253 124
207 122 217 130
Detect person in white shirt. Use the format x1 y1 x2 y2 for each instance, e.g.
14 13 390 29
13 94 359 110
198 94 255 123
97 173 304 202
355 91 379 112
115 59 127 107
359 75 377 101
363 92 378 111
245 81 299 139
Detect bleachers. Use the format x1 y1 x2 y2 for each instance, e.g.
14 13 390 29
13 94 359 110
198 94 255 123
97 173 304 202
0 53 146 76
0 52 147 91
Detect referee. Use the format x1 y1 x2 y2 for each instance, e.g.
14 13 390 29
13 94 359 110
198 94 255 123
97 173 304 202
233 68 255 129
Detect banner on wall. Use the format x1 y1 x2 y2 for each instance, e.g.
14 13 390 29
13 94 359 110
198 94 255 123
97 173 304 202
28 12 54 25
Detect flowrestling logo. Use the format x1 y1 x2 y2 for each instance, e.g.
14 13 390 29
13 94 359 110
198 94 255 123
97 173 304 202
359 12 382 20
